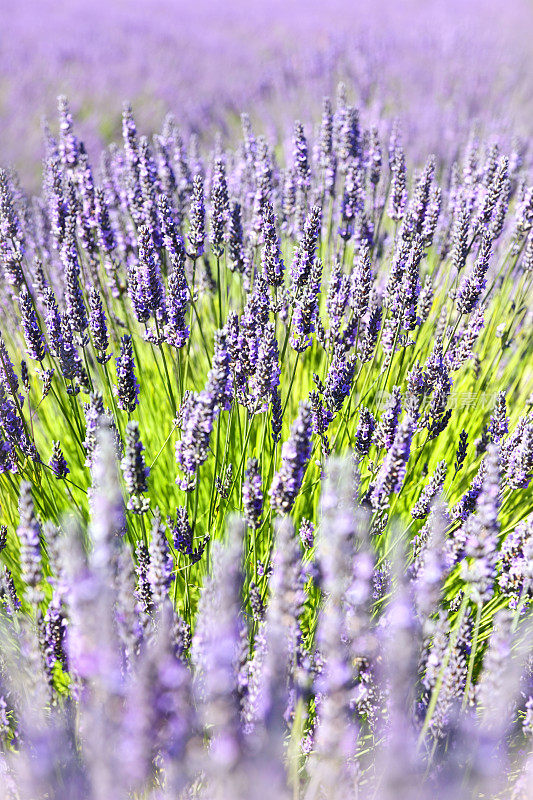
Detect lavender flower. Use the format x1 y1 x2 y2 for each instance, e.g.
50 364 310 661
115 335 139 413
137 224 164 319
188 174 205 258
271 389 283 444
17 481 43 602
461 444 500 603
488 391 508 442
228 201 245 273
121 421 150 513
210 156 229 255
375 386 402 449
88 287 110 363
165 261 189 349
355 407 376 455
191 518 245 785
457 235 492 314
147 509 172 608
18 289 46 362
49 441 69 479
497 515 532 610
61 232 88 334
249 322 280 413
261 200 285 287
290 205 321 291
299 517 315 549
206 329 233 413
175 390 215 490
370 408 417 510
290 258 322 352
242 458 263 530
270 401 312 514
411 460 447 519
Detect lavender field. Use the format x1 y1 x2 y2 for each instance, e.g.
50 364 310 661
0 1 532 798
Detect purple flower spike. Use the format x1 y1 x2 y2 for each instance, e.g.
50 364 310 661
270 401 313 515
115 335 139 413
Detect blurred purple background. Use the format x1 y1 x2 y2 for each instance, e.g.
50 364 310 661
1 0 532 186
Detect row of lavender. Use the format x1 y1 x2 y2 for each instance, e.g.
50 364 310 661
0 88 531 797
1 439 531 799
3 0 533 189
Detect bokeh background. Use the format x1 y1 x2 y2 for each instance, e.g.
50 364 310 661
1 0 532 187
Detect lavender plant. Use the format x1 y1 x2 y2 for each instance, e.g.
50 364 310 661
0 59 532 798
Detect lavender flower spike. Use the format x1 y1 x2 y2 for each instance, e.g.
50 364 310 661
121 421 150 514
269 401 312 514
115 334 139 413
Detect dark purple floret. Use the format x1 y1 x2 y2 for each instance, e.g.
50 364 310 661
355 407 376 455
61 232 88 334
210 156 229 255
388 144 407 221
49 441 69 479
158 193 186 262
0 379 26 462
175 390 215 490
290 205 322 292
206 329 233 413
290 258 322 352
94 187 116 252
46 155 68 248
451 464 486 524
121 421 150 514
351 240 373 319
310 389 332 451
115 334 140 413
370 408 417 510
139 135 162 246
137 224 164 319
227 201 245 274
243 458 263 530
455 429 468 473
368 126 382 187
411 460 447 519
18 289 46 362
0 167 23 250
324 345 356 415
168 506 206 563
271 389 283 444
188 174 206 258
375 386 402 449
20 359 30 394
0 564 21 611
293 121 310 191
249 322 280 413
42 287 63 357
88 287 110 363
488 391 508 443
165 262 189 349
58 318 84 393
0 334 20 399
456 234 492 314
270 401 313 514
357 301 382 362
262 200 285 287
